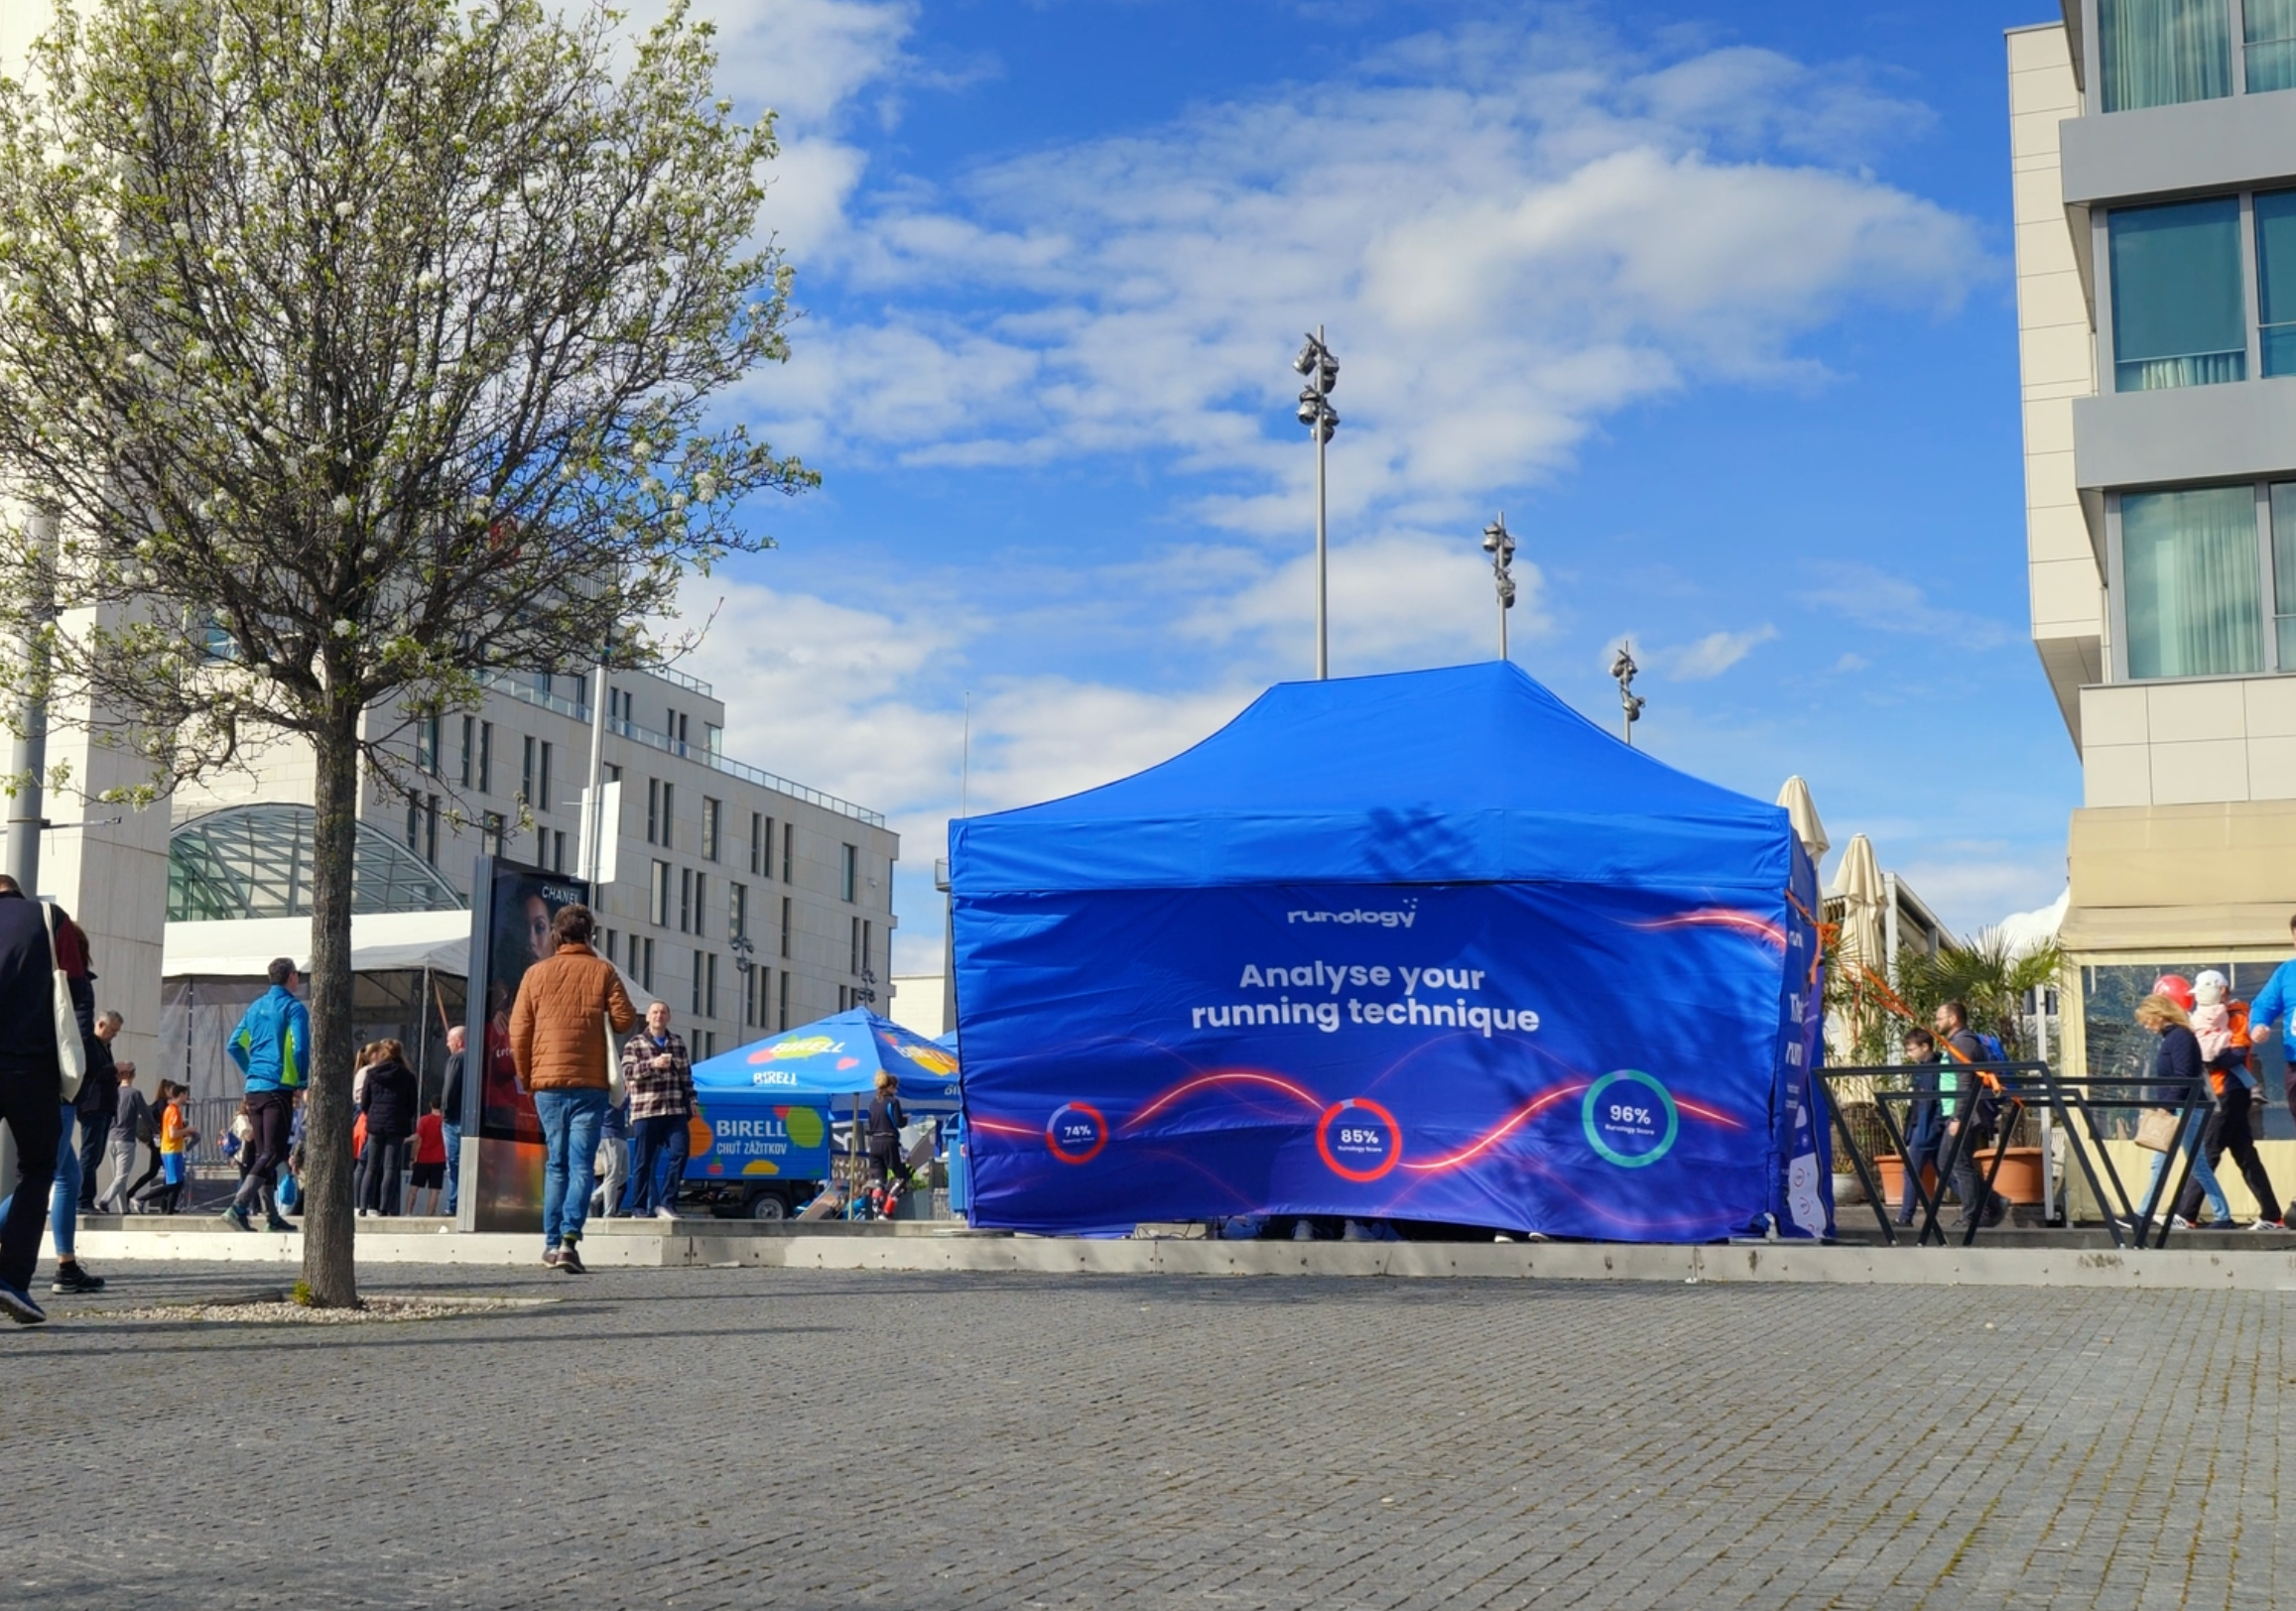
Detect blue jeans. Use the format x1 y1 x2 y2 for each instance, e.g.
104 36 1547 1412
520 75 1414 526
629 1115 689 1215
0 1102 76 1262
442 1121 461 1215
2147 1109 2232 1221
534 1088 608 1250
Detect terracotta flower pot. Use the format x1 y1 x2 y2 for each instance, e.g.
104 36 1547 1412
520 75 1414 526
1874 1147 2044 1206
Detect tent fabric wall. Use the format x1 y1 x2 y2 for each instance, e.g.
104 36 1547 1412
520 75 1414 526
951 663 1827 1243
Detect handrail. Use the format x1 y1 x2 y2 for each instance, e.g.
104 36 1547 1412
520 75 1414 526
477 672 885 828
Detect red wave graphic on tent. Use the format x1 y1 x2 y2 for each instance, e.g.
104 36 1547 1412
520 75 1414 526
977 1063 1746 1171
1627 909 1786 948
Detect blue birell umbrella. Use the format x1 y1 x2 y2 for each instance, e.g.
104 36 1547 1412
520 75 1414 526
692 1009 962 1115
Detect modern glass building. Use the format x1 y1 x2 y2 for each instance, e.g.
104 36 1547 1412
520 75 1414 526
2012 1 2296 1127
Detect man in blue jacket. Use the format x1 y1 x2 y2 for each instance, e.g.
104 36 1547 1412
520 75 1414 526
221 957 308 1232
2246 915 2296 1130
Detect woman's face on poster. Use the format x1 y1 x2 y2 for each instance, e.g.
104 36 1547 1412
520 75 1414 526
525 894 553 962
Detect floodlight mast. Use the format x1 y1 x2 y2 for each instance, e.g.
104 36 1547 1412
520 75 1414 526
1609 643 1645 746
1481 514 1516 662
1293 327 1339 680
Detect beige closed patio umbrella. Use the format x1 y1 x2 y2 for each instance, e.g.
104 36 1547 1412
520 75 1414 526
1776 776 1829 865
1830 833 1885 978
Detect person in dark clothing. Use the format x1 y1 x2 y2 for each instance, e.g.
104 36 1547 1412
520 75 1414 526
1894 1028 1946 1227
72 1010 122 1211
357 1041 419 1217
621 1002 694 1219
2136 994 2232 1227
96 1062 147 1213
0 875 74 1322
440 1026 466 1216
1934 1000 2007 1231
122 1075 168 1208
2173 971 2282 1228
866 1072 907 1214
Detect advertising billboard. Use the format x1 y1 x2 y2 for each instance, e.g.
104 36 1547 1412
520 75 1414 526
460 856 591 1233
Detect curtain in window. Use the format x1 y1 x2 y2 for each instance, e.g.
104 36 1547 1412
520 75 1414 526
2257 191 2296 375
2103 0 2233 111
2269 484 2296 667
2110 196 2246 390
2248 0 2296 91
2124 485 2262 679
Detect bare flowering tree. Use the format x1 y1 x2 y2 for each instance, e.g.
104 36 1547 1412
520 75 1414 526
0 0 813 1303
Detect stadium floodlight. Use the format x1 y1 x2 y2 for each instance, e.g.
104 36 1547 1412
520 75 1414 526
1293 326 1339 679
1481 515 1516 662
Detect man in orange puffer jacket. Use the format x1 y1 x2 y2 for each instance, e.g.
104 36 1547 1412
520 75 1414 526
509 903 638 1273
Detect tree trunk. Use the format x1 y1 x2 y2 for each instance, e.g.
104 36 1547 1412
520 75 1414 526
301 698 362 1306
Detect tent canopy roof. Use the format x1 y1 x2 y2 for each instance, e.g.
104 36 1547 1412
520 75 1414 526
692 1008 962 1104
952 662 1792 895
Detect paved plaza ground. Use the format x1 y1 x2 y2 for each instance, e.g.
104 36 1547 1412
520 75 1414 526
9 1261 2291 1609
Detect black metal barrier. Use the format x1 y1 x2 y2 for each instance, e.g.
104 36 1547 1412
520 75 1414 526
1818 1061 2212 1251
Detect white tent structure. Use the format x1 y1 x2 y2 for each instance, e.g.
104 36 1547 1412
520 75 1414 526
163 911 473 980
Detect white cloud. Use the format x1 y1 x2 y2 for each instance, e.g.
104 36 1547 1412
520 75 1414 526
1796 562 2020 650
743 13 1986 533
1666 624 1778 681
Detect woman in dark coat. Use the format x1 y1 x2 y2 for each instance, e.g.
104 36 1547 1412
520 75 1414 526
2135 994 2232 1228
356 1040 420 1217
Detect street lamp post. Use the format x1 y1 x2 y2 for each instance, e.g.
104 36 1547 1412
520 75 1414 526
1480 514 1516 662
1293 327 1339 680
1609 643 1646 746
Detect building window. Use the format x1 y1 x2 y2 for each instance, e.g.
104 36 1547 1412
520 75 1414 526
702 797 720 861
522 735 535 806
850 914 862 975
2122 484 2264 678
2253 0 2296 90
651 859 671 927
694 873 705 936
863 918 873 981
2101 0 2232 113
838 984 848 1013
705 952 718 1019
744 963 760 1027
539 741 553 813
692 950 704 1016
478 721 493 794
2269 483 2296 667
698 1030 714 1060
535 826 548 867
553 828 567 874
482 810 504 857
646 778 659 844
415 712 440 775
750 811 765 876
601 929 617 964
639 935 655 991
780 895 792 959
405 795 421 853
778 969 789 1031
460 716 474 787
426 796 440 866
730 881 747 940
840 842 857 903
2255 189 2296 376
781 824 792 883
661 783 673 848
2110 196 2245 391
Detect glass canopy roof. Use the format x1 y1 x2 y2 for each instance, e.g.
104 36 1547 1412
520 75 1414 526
168 804 468 922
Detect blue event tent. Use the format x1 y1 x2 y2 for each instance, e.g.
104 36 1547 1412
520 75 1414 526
950 662 1828 1242
692 1009 963 1115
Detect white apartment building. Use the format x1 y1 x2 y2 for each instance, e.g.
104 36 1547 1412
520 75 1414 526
2011 1 2296 1119
173 664 899 1062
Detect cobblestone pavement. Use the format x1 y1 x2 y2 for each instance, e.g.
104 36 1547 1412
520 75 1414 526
8 1261 2290 1609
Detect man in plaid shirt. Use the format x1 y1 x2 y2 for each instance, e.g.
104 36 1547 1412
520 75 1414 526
621 1001 695 1220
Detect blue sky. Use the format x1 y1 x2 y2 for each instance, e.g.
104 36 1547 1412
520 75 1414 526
669 0 2081 972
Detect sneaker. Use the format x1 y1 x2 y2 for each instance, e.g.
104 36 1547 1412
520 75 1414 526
2171 1214 2197 1230
556 1241 586 1275
2249 1218 2284 1230
543 1246 564 1268
264 1212 294 1233
654 1205 678 1222
220 1204 253 1233
0 1280 48 1324
51 1262 104 1295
